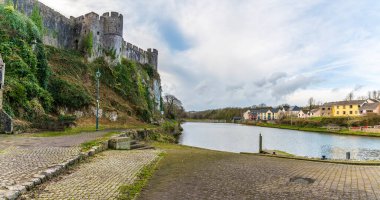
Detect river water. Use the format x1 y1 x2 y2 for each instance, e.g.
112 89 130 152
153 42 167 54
179 122 380 160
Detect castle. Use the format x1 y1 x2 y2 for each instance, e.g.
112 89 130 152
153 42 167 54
8 0 158 69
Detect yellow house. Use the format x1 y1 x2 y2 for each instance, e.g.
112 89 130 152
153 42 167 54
331 100 366 117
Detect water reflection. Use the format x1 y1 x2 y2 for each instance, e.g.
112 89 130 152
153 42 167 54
180 122 380 161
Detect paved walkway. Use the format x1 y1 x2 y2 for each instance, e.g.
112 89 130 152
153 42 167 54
22 150 160 200
0 131 109 188
139 145 380 200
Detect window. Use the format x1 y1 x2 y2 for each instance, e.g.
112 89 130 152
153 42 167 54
343 111 346 115
328 108 331 110
337 106 340 109
355 111 358 114
337 111 339 114
343 105 346 109
350 105 353 108
358 105 361 108
322 108 325 110
350 111 353 114
97 31 100 35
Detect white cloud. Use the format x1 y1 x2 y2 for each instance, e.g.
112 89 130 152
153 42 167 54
39 0 380 110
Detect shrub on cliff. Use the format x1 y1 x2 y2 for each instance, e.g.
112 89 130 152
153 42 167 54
93 58 155 122
0 4 52 118
48 76 92 110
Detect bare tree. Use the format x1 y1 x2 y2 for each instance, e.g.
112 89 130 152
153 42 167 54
163 94 184 119
258 103 266 108
308 97 315 110
373 90 378 100
346 92 354 101
357 96 367 100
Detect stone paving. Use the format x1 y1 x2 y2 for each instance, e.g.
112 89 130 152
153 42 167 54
23 150 160 200
139 146 380 200
0 131 110 188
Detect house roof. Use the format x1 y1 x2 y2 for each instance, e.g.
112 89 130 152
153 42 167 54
323 100 366 106
360 103 380 111
271 108 279 113
368 99 380 103
310 108 320 113
290 106 301 111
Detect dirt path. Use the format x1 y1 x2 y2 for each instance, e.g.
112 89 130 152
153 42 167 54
139 144 380 200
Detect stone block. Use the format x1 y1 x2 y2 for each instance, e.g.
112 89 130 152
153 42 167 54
4 190 20 200
20 182 34 191
108 136 131 150
88 149 96 156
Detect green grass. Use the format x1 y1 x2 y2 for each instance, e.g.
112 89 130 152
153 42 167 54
118 152 166 200
249 123 380 137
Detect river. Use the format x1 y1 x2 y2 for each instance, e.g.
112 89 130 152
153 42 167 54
179 122 380 160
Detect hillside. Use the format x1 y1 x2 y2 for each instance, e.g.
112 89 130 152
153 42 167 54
187 107 249 121
0 4 162 132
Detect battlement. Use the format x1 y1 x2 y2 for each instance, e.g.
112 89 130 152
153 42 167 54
101 12 123 36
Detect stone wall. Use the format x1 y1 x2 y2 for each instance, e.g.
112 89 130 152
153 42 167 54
13 0 76 49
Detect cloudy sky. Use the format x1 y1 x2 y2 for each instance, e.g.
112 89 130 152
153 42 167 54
40 0 380 111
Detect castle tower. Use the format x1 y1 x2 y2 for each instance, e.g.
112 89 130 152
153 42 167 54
101 12 124 63
147 48 158 70
77 12 102 60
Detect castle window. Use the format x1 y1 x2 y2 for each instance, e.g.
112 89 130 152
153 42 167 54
97 31 100 35
85 30 86 34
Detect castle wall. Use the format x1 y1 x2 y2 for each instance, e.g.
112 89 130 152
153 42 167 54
3 0 159 69
12 0 75 49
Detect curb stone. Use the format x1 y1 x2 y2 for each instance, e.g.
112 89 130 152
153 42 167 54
3 136 113 200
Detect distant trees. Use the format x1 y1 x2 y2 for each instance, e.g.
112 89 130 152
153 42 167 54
163 94 185 119
368 90 380 99
307 97 315 110
345 92 354 101
186 107 248 121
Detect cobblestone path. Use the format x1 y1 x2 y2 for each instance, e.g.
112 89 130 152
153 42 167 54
24 150 160 200
139 145 380 200
0 131 110 188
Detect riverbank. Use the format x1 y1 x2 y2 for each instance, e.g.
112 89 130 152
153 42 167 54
241 122 380 137
138 143 380 199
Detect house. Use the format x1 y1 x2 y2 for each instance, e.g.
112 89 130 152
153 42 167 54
271 108 280 120
288 106 301 116
232 116 242 123
243 110 252 120
320 102 334 117
298 110 309 118
360 102 380 115
265 109 274 120
331 100 367 117
309 108 322 117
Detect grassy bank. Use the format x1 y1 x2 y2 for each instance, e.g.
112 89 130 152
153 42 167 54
118 152 165 200
243 122 380 137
